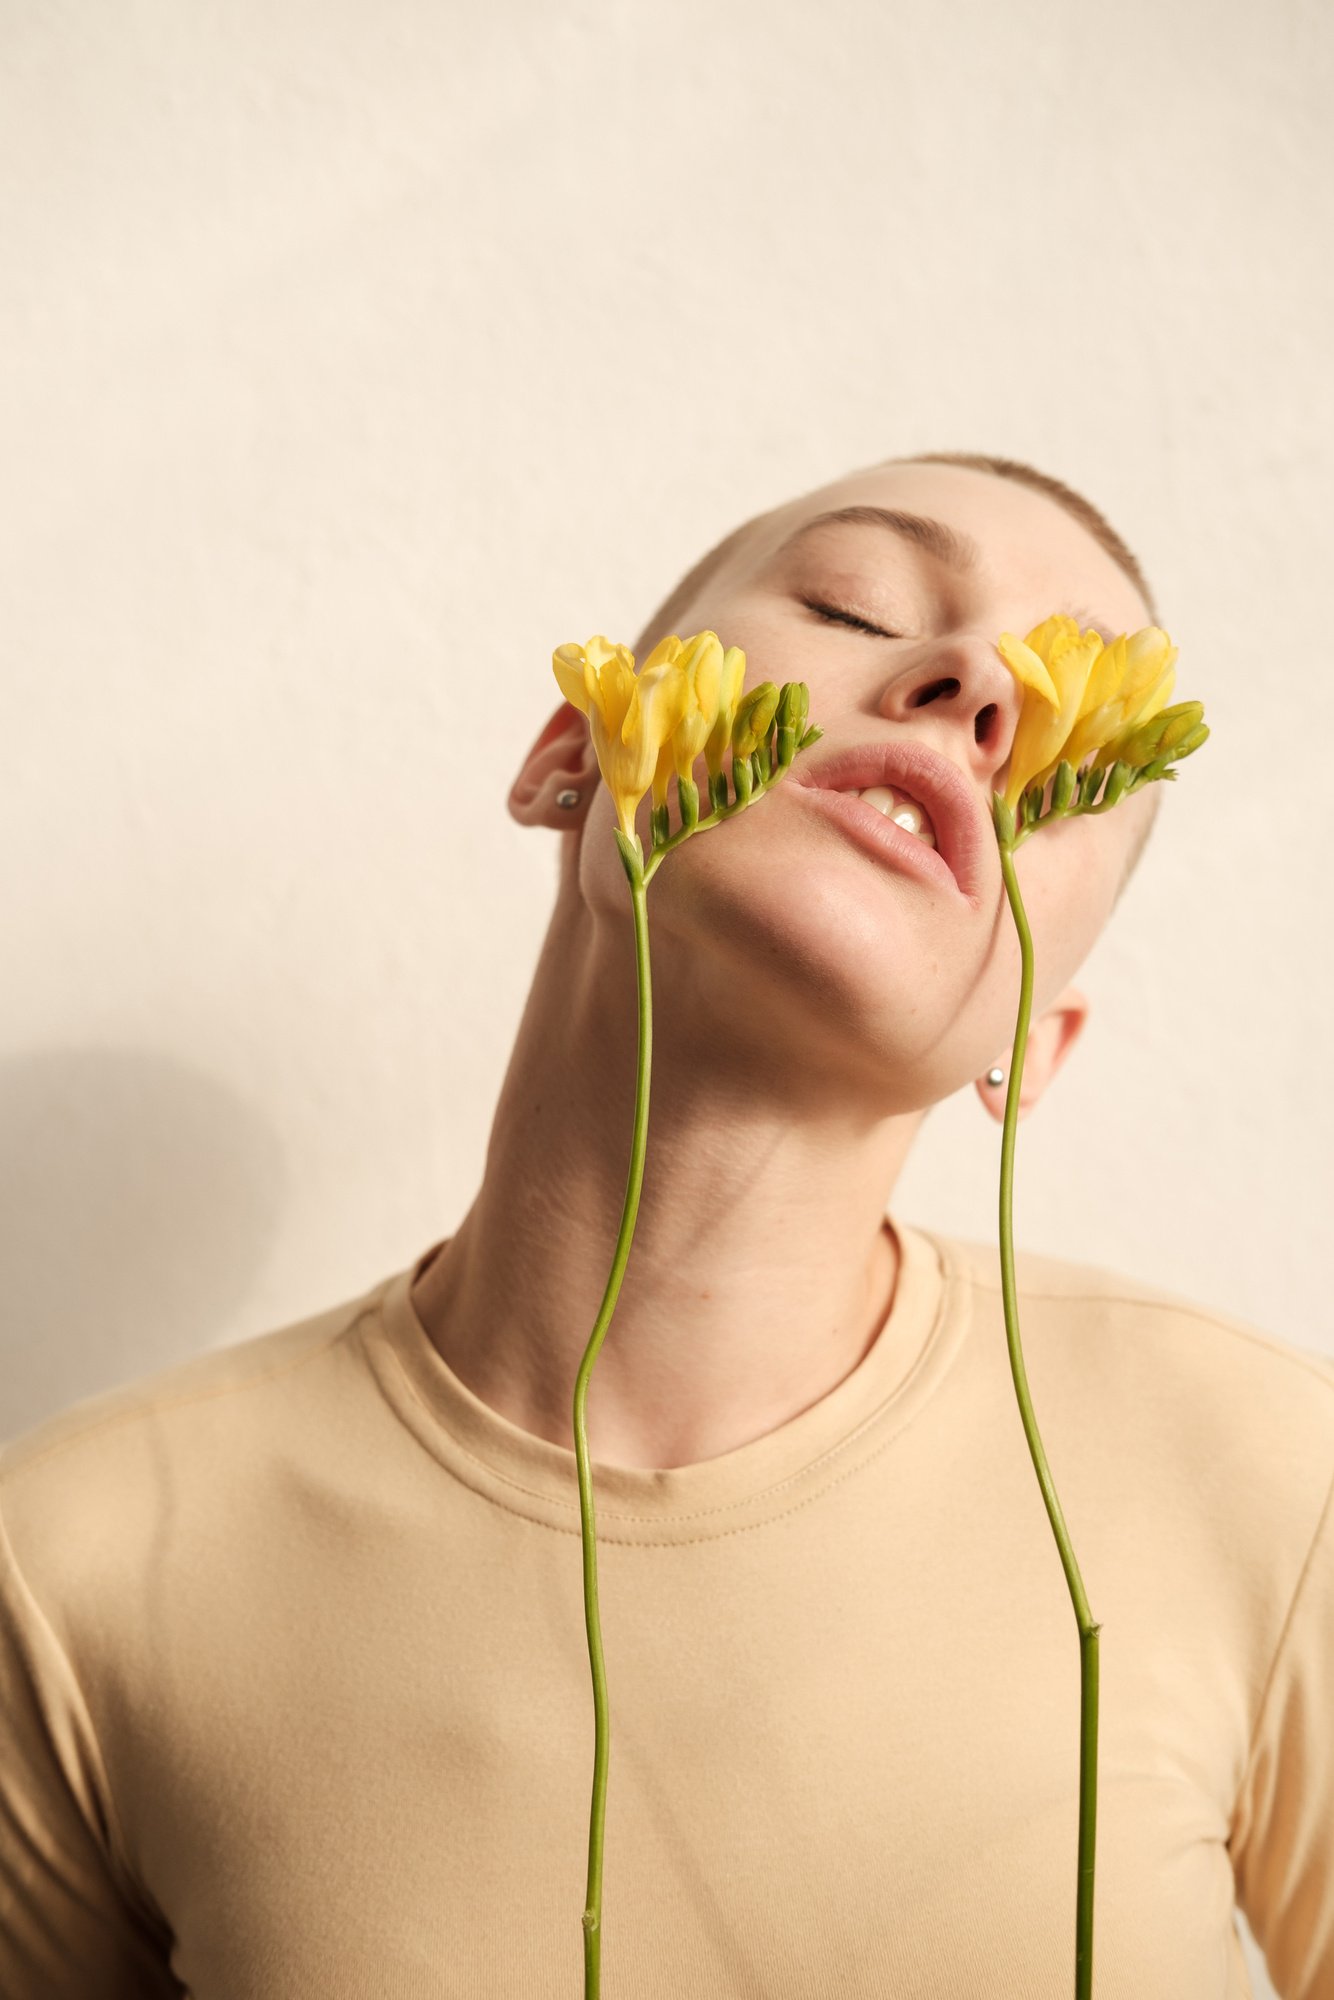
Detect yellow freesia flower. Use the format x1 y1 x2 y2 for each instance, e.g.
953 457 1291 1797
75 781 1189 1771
996 616 1178 812
996 616 1103 812
644 632 727 809
1058 627 1177 778
704 643 747 781
552 634 691 842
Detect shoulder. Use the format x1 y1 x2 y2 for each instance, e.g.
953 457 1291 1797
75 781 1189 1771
923 1223 1334 1505
918 1226 1334 1714
941 1226 1334 1393
0 1269 394 1618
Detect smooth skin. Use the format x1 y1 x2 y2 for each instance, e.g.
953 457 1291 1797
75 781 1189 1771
412 458 1157 1473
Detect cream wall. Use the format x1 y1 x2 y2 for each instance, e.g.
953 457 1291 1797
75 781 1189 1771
4 3 1330 1989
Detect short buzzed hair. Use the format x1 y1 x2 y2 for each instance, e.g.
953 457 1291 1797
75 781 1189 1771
633 448 1163 900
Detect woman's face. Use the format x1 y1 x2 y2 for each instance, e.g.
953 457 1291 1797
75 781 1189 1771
567 459 1159 1114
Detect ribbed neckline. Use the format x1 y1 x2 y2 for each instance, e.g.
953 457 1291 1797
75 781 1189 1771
359 1215 969 1544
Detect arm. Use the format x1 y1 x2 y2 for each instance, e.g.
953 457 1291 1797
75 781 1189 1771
0 1506 184 1998
1229 1462 1334 1999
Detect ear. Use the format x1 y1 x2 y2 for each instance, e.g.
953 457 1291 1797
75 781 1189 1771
974 985 1090 1123
508 702 598 830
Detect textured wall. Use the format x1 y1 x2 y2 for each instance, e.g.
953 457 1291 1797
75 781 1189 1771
4 3 1330 1987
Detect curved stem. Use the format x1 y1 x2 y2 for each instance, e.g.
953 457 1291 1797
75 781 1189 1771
572 868 653 1999
997 838 1102 1999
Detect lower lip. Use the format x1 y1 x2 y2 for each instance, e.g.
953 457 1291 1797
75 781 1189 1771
791 786 961 895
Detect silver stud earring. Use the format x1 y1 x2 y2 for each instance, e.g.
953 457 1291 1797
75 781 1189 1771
556 788 580 809
986 1067 1005 1087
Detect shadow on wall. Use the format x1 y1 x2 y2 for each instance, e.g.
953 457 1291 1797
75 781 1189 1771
0 1046 286 1444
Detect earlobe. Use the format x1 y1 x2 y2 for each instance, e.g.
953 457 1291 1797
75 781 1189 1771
508 703 596 827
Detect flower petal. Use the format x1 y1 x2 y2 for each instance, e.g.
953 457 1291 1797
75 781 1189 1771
624 660 691 756
1000 629 1100 809
584 634 631 674
997 633 1059 706
592 650 637 742
1024 613 1084 659
552 643 591 715
680 632 724 720
639 633 685 675
651 735 676 808
705 646 748 776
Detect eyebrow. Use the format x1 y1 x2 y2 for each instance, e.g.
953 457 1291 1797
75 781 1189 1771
775 504 981 571
777 505 1119 643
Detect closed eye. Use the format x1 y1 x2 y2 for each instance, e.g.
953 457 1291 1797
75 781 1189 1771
801 597 902 640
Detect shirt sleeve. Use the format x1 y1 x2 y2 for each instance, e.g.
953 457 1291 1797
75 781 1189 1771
1229 1461 1334 1999
0 1503 184 1998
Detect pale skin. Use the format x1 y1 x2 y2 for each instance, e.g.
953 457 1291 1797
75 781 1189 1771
411 459 1158 1471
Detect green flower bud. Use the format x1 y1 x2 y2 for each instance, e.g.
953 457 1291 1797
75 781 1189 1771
1100 760 1133 808
1051 760 1077 811
1136 720 1216 772
1106 699 1206 773
708 769 729 814
732 682 781 760
677 774 700 832
650 801 671 849
991 793 1016 846
775 681 809 736
1162 701 1205 749
1078 764 1106 806
755 740 772 783
798 724 824 751
774 682 810 772
1128 716 1208 784
774 688 794 735
732 754 753 806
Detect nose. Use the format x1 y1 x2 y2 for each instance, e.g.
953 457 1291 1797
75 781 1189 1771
875 631 1025 791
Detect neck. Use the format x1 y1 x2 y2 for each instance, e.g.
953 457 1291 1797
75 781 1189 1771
412 881 925 1472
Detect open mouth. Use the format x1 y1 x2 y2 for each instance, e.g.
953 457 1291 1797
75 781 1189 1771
788 740 988 905
833 783 937 848
793 784 961 896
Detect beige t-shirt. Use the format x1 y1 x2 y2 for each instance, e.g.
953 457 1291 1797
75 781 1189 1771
1 1219 1331 1998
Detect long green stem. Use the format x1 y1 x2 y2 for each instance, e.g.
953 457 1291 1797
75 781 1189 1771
572 865 653 2000
997 837 1102 2000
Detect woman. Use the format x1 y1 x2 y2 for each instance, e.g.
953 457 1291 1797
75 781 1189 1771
2 452 1330 1997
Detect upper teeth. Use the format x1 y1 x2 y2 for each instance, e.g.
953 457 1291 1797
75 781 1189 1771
842 784 937 848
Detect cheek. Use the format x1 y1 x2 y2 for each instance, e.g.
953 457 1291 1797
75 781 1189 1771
577 786 653 912
1015 820 1121 969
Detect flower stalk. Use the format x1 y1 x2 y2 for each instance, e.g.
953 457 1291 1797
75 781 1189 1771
994 825 1102 1998
554 630 821 1997
555 600 1208 1998
571 862 651 1994
991 614 1209 1996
